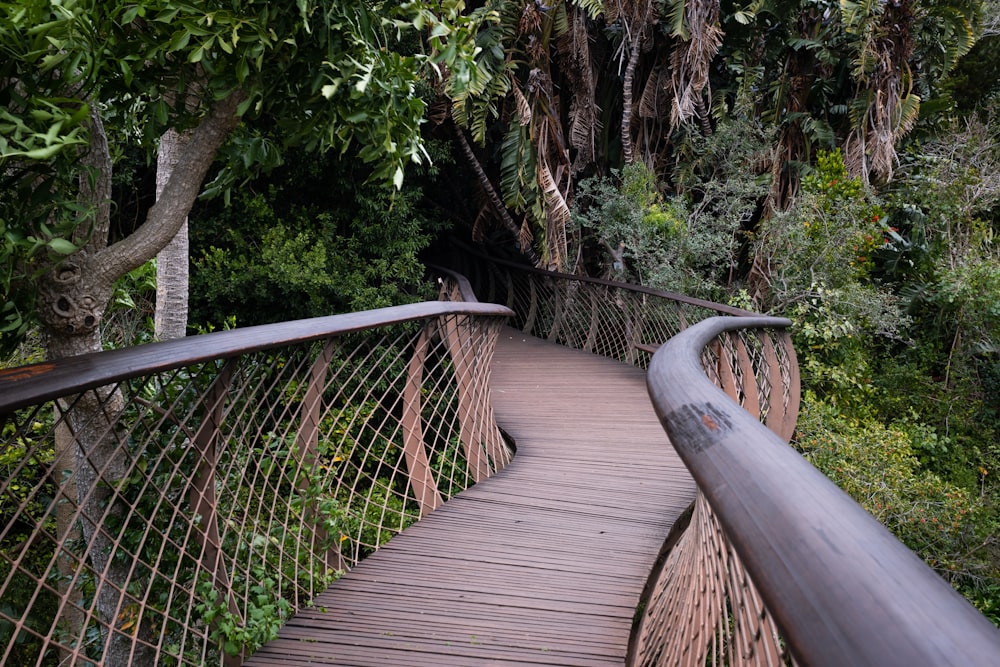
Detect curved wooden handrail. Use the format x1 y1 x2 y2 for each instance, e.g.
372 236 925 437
430 265 481 304
452 247 771 374
0 300 511 412
643 316 1000 666
0 300 513 666
452 243 758 316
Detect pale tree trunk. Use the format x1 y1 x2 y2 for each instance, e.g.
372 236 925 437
155 128 192 340
38 92 244 666
622 26 644 165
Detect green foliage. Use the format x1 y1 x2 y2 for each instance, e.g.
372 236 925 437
573 162 730 298
0 414 59 667
571 119 772 297
102 260 157 348
195 570 292 658
0 0 491 353
572 163 691 287
190 147 446 328
0 176 89 355
943 35 1000 111
795 394 998 587
795 149 889 280
757 149 910 405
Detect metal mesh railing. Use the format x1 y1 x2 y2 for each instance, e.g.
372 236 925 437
633 323 800 667
630 494 790 667
0 301 511 666
641 316 1000 666
454 250 756 369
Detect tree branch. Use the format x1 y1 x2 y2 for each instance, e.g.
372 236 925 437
93 90 245 283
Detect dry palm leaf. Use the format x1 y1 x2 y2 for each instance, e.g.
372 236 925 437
512 80 532 126
669 0 723 129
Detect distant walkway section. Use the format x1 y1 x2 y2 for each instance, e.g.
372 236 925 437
247 328 697 666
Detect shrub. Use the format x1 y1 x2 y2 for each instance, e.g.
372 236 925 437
794 394 998 595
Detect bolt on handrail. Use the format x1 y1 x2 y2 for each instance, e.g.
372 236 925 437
0 300 512 666
640 316 1000 666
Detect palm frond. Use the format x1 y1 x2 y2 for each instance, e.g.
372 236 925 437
500 120 536 211
893 91 921 140
512 81 532 126
552 1 570 37
666 0 689 40
570 0 604 20
538 159 570 268
518 218 534 250
639 60 669 119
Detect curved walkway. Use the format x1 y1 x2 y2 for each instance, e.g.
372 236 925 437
246 329 697 666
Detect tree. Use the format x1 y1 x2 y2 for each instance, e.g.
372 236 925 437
0 1 486 662
154 128 193 341
1 0 488 356
442 0 987 270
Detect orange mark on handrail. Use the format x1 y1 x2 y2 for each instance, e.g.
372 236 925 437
0 363 55 381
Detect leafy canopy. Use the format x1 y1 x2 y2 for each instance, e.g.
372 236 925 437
0 0 490 347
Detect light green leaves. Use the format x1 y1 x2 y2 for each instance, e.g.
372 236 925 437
0 100 90 161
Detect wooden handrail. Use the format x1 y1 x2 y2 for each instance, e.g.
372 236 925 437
429 265 481 304
451 241 759 316
0 301 512 412
644 316 1000 666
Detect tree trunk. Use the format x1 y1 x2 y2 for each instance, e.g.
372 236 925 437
39 91 244 666
155 129 192 340
622 28 643 165
453 123 542 266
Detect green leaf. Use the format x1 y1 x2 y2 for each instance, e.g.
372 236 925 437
167 30 192 52
21 144 65 160
122 5 142 23
47 238 77 255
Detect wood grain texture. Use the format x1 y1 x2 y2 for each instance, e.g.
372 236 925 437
246 328 696 666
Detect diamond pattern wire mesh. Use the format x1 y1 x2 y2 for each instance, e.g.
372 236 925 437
631 495 794 667
463 257 738 368
0 309 510 666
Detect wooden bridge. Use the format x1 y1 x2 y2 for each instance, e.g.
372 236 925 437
1 254 998 666
248 329 696 666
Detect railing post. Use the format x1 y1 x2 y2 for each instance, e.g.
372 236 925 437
401 322 444 517
188 360 243 666
733 333 760 418
711 337 739 403
523 276 539 335
440 314 492 483
772 331 800 443
294 339 346 575
582 286 600 354
626 294 647 366
547 278 566 343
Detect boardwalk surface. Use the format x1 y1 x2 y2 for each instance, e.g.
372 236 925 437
247 329 697 666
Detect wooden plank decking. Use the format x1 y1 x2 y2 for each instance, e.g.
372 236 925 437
246 329 697 666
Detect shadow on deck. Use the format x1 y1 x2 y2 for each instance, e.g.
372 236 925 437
247 329 696 666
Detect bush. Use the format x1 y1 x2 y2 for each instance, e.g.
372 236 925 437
794 394 998 595
756 150 910 406
189 144 449 329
